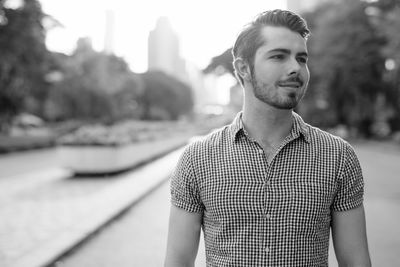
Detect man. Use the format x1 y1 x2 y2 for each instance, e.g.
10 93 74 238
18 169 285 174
165 9 371 267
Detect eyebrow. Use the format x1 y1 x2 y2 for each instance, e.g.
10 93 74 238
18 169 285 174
267 48 308 57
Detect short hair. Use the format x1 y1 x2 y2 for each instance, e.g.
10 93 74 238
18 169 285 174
232 9 310 85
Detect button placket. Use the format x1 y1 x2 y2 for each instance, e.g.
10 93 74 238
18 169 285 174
264 179 272 220
262 166 272 260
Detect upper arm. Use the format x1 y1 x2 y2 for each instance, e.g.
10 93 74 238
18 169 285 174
166 145 204 266
164 205 202 267
331 204 371 267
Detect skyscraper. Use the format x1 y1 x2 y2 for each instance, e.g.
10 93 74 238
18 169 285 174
104 9 115 54
147 17 187 82
147 17 226 109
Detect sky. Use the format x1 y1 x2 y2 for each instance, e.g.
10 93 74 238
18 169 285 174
39 0 287 73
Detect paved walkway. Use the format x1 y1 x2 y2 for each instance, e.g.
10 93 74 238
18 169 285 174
50 178 206 267
47 141 400 266
1 139 399 267
0 135 191 267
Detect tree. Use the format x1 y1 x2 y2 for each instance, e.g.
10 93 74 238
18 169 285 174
0 0 51 132
45 39 143 122
112 74 144 120
203 48 235 77
139 71 194 120
300 0 387 136
368 0 400 132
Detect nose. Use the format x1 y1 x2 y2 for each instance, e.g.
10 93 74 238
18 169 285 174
287 57 301 76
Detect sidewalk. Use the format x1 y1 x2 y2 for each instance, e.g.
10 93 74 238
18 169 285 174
53 175 207 267
0 135 192 267
2 137 399 267
52 142 400 267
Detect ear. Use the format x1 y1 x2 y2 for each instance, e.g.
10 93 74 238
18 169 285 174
233 58 251 82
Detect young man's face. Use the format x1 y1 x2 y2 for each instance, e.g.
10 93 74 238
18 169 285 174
249 26 310 110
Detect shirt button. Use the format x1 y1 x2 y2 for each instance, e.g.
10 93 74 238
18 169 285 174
265 214 271 219
265 247 270 253
258 149 264 154
266 181 271 186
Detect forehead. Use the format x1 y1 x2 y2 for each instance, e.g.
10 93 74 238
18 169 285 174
257 26 308 54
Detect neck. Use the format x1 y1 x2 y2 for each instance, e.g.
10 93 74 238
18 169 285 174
242 101 293 148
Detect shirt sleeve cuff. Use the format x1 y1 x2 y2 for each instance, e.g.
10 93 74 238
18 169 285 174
171 197 204 213
332 197 363 212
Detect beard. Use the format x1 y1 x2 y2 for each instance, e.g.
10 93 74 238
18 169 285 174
250 70 307 110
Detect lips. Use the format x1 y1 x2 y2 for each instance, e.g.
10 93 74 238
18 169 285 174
278 81 302 88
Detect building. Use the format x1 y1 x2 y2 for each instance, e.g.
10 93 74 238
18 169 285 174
147 17 226 110
103 9 115 54
147 17 187 83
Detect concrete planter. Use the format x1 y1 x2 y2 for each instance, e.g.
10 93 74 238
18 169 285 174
57 137 188 175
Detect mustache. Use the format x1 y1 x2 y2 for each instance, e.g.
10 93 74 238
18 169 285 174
279 76 304 85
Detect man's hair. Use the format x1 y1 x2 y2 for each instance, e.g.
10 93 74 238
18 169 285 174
232 9 310 86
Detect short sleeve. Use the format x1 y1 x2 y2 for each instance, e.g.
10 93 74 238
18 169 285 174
332 143 364 211
170 145 204 213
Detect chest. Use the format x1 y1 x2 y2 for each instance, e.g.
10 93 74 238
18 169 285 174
197 147 338 224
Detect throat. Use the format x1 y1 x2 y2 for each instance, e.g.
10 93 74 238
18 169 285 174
242 112 293 146
259 138 284 163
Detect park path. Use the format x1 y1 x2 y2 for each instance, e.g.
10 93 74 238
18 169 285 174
51 178 206 267
54 141 400 267
354 142 400 266
0 135 194 267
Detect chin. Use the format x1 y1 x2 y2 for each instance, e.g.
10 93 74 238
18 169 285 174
275 104 298 110
275 99 300 109
263 99 297 110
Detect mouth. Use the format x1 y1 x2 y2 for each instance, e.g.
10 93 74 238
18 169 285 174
277 82 302 89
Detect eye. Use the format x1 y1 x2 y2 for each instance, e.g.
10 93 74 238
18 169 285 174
297 57 308 64
270 54 285 60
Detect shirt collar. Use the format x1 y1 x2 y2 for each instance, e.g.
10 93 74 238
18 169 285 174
229 111 245 142
229 111 311 143
291 111 311 143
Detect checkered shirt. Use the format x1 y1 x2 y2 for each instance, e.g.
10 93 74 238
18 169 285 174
170 112 364 266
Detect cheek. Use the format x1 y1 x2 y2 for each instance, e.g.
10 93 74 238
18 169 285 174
254 65 279 83
302 67 310 81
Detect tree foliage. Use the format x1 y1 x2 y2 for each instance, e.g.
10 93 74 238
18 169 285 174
46 40 193 122
0 0 50 131
45 39 143 122
139 71 194 120
368 0 400 131
203 48 235 77
300 0 388 136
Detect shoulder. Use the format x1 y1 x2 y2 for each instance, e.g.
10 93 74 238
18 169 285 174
186 125 231 151
304 124 361 177
300 121 360 168
293 112 350 152
306 123 354 152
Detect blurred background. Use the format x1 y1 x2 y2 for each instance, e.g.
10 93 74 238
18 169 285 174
0 0 399 266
